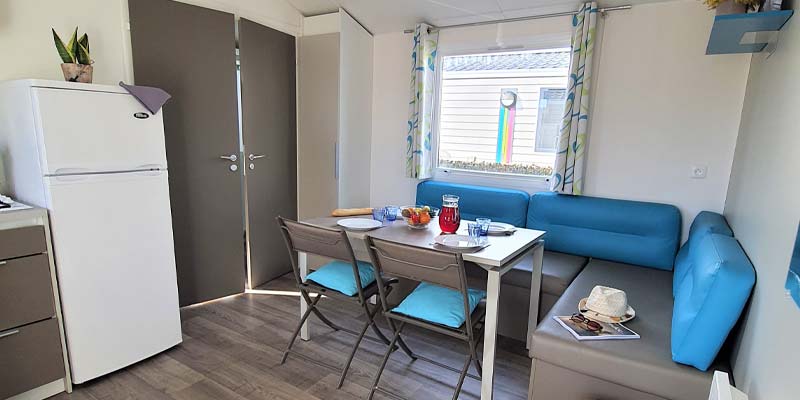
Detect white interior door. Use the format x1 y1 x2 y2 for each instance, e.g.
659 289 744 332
45 170 181 383
33 88 168 174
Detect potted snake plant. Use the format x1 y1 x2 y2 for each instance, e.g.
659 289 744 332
52 27 93 83
702 0 762 14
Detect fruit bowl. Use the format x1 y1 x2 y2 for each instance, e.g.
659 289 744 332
400 205 435 229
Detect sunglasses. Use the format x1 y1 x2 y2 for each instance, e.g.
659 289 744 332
570 313 603 332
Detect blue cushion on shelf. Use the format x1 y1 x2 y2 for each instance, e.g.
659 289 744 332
673 211 734 297
671 234 755 371
415 181 530 227
526 192 681 270
305 260 375 296
392 282 486 328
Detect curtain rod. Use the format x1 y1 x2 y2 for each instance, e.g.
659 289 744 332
402 5 631 34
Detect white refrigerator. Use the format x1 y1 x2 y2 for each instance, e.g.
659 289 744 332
0 80 182 384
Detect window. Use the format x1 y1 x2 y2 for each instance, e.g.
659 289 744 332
436 49 570 178
535 88 567 153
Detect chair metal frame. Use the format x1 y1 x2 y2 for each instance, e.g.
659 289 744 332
365 236 486 400
276 217 415 388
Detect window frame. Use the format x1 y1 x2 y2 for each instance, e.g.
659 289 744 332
432 45 570 193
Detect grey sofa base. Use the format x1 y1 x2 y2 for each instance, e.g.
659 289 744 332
530 359 667 400
531 259 727 400
496 285 559 341
468 250 587 343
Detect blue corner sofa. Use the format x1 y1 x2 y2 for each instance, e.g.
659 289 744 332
416 181 756 400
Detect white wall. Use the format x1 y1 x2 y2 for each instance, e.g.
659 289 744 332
0 0 302 86
724 15 800 400
370 0 751 240
370 32 419 207
0 0 131 85
584 0 750 239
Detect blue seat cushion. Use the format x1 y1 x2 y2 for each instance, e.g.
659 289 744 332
526 192 681 270
672 234 755 371
416 181 530 227
392 282 486 328
305 260 375 296
673 211 733 297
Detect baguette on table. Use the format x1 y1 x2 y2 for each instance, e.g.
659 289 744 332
331 208 373 217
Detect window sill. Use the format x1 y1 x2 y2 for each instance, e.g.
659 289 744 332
433 167 550 194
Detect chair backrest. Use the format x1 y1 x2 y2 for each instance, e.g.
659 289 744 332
366 237 465 291
277 217 365 299
277 217 355 263
366 237 477 335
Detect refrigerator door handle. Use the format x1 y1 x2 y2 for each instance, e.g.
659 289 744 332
53 168 93 176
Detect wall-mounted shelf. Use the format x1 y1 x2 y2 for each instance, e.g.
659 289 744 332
707 10 794 55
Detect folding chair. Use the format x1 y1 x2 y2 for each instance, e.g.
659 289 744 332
365 236 486 400
276 217 415 388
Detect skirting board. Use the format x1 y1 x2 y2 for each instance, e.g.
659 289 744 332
7 379 67 400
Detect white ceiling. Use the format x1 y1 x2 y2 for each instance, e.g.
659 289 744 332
284 0 675 34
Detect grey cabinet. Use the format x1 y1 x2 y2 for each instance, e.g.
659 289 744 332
0 208 71 400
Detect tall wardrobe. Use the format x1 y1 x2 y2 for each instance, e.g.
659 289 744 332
298 10 374 219
128 0 297 305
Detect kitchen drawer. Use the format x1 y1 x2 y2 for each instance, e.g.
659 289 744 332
0 318 65 399
0 254 55 332
0 225 47 260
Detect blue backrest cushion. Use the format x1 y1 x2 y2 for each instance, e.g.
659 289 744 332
672 234 755 371
673 211 734 297
415 181 530 227
526 192 681 270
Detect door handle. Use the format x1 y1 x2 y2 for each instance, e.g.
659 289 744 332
220 154 238 162
248 154 266 161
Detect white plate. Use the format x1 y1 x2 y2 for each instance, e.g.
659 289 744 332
487 222 516 235
337 218 382 231
434 234 485 249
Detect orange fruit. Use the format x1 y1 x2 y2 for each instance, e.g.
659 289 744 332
420 213 431 224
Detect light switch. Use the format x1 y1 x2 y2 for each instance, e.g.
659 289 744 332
691 165 707 179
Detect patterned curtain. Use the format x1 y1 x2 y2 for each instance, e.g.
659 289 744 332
406 23 439 179
551 2 597 195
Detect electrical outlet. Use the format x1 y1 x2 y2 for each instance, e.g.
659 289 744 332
691 166 707 179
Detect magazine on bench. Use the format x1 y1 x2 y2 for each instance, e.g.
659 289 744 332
553 315 640 341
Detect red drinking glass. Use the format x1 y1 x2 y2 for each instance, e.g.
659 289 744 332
439 194 461 234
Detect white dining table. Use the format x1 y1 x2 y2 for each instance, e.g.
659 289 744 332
298 216 545 400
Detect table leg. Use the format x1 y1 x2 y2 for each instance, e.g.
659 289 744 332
299 251 310 341
527 241 544 353
481 269 501 400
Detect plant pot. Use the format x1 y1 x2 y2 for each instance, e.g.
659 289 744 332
60 63 93 83
715 0 747 15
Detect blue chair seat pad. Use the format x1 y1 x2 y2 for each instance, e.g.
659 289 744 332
392 282 486 328
305 260 375 297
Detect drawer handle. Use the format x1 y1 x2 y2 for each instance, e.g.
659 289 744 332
0 329 19 339
0 261 6 266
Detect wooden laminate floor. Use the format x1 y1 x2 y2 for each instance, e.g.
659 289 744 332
53 274 530 400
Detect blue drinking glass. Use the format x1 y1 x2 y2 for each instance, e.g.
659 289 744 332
476 218 491 236
385 205 399 221
372 207 386 222
468 223 482 240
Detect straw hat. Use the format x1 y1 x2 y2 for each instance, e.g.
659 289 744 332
578 285 636 324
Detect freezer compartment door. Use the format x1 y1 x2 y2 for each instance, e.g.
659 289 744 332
45 170 182 383
32 87 168 174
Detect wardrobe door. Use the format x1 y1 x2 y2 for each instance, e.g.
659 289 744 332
129 0 245 305
297 33 340 220
238 19 297 288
